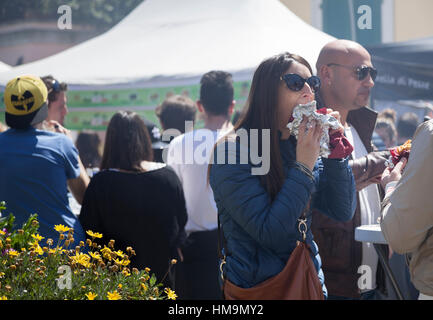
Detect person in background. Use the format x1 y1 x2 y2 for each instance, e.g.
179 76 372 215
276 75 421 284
156 95 197 137
41 75 69 126
374 117 397 149
396 112 419 145
75 130 102 176
380 119 433 300
313 39 418 300
140 117 165 163
378 108 397 124
167 71 234 299
312 39 390 300
0 75 89 243
208 52 356 299
152 95 197 163
79 110 187 289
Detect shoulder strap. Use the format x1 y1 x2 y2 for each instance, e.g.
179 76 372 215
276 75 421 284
217 213 228 281
298 197 311 242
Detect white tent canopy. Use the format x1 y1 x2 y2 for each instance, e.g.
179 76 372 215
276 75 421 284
0 0 334 88
0 60 11 73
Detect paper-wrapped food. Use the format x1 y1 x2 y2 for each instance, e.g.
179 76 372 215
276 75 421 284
286 101 353 159
385 139 411 169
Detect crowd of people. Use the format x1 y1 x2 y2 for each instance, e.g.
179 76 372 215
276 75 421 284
0 38 432 300
373 108 421 151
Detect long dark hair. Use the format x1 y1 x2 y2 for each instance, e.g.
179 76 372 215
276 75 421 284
100 111 153 172
226 52 313 200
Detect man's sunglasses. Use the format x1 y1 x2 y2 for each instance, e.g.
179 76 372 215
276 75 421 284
327 63 377 81
280 74 321 93
49 79 61 93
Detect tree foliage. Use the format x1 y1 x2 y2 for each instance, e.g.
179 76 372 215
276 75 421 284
0 0 144 27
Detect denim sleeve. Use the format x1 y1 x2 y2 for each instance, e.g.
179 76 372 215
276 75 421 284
312 157 356 222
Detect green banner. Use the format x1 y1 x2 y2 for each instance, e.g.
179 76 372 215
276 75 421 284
0 81 251 131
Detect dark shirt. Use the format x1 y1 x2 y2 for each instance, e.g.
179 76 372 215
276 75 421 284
79 165 187 287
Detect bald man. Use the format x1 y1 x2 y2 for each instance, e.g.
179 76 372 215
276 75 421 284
311 40 391 299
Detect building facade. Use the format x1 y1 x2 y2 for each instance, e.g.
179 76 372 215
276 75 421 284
280 0 433 45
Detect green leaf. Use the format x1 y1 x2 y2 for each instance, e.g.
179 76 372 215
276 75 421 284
149 274 156 287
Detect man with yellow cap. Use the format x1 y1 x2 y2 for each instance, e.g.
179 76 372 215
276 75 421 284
0 75 89 244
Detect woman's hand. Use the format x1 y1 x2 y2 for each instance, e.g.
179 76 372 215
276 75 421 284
326 108 344 135
296 116 322 171
380 157 407 189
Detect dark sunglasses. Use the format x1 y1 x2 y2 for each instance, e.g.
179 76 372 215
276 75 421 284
49 79 61 92
327 63 377 81
280 74 321 93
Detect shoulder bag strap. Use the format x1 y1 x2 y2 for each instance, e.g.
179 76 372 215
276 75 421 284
217 213 228 281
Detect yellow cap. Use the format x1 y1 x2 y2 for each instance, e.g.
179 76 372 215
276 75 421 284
4 75 48 116
3 75 49 129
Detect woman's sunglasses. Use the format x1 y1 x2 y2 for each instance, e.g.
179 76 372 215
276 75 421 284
280 74 321 93
327 63 378 81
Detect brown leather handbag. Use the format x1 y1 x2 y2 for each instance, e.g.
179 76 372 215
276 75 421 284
218 208 324 300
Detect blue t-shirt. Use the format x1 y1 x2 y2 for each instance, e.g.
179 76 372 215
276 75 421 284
0 128 85 244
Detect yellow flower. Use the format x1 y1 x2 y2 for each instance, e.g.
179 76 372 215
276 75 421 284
0 230 5 236
31 234 44 242
121 269 131 277
107 290 121 300
54 224 71 233
121 259 130 266
114 250 124 258
114 258 130 266
8 249 19 257
145 267 151 273
0 272 5 278
89 252 101 260
71 252 91 268
35 245 44 256
100 246 113 261
86 230 103 239
0 296 7 300
141 283 148 291
165 288 177 300
85 292 97 300
117 284 123 290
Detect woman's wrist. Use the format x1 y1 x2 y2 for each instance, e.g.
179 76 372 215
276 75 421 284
294 161 314 182
295 157 315 171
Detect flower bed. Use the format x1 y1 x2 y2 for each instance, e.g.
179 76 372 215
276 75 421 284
0 201 176 300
